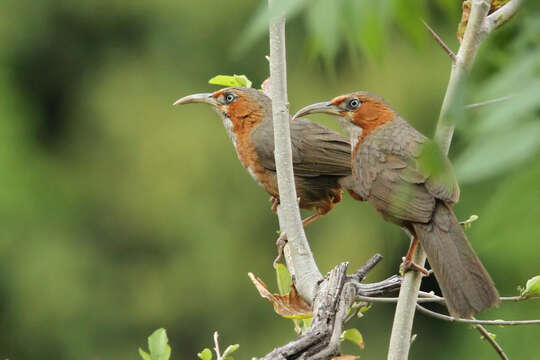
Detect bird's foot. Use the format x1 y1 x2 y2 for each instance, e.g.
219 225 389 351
400 257 430 276
269 196 280 214
273 232 288 268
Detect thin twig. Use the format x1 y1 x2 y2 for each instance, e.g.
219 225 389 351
422 20 457 63
475 324 509 360
416 304 540 325
420 291 510 358
356 293 538 304
213 331 222 360
465 95 515 109
351 253 383 282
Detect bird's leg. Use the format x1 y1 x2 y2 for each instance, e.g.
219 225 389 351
400 236 429 276
273 212 322 268
269 196 280 214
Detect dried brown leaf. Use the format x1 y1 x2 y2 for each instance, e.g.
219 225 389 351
332 355 360 360
457 0 510 42
457 0 472 42
248 272 312 319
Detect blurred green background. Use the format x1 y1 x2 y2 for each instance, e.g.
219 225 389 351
0 0 539 359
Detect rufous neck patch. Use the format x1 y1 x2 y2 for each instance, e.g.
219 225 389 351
351 100 395 141
227 96 265 132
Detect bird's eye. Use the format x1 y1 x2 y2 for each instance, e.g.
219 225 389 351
348 98 361 110
224 93 236 104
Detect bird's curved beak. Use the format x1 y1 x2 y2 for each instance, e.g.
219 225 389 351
173 93 216 106
292 101 342 120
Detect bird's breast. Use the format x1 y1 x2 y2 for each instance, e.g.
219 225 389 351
221 116 237 148
226 122 278 196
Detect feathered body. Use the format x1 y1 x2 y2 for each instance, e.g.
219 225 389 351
294 92 500 318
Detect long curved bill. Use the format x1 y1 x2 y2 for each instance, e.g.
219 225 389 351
173 93 216 106
292 101 342 120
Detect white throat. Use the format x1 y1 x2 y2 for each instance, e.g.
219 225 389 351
338 118 363 149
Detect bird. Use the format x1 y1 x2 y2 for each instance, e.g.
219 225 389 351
174 87 352 263
293 92 499 318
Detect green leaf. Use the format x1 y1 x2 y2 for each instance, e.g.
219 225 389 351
461 214 479 230
305 0 340 64
455 121 540 183
275 263 292 296
148 328 171 360
358 302 372 317
222 344 240 357
197 348 213 360
301 317 312 332
208 75 252 88
341 328 364 350
390 0 427 47
139 348 152 360
521 275 540 298
346 0 390 61
235 0 309 52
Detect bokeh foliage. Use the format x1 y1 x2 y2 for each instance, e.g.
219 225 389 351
0 0 538 359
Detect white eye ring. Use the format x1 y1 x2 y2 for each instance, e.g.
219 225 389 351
348 98 360 109
225 94 235 104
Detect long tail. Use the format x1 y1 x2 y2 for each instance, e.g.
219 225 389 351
413 202 499 319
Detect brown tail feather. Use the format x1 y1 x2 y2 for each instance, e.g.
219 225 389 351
413 202 499 318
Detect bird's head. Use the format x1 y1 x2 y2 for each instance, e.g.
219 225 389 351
174 87 271 133
293 92 396 140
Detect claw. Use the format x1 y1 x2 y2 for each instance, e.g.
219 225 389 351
400 257 430 276
273 232 288 268
269 196 280 214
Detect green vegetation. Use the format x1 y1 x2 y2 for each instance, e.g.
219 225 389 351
0 0 538 359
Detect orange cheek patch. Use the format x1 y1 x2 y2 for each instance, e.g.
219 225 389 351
228 97 254 119
351 100 395 141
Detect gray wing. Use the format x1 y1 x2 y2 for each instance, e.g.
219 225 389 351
252 117 351 177
353 118 459 223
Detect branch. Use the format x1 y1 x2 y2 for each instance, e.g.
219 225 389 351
416 304 540 326
268 0 322 302
422 20 457 63
388 1 521 358
485 0 522 33
259 256 398 359
355 292 539 304
465 95 515 109
475 324 509 360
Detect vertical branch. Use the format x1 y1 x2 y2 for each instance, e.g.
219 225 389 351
268 0 322 302
388 0 521 358
435 0 491 154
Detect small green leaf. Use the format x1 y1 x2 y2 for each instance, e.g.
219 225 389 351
208 75 252 88
139 348 152 360
148 328 171 360
341 328 364 350
197 348 213 360
301 317 312 331
461 214 479 230
480 331 497 340
234 75 252 88
275 264 292 296
359 303 372 314
222 344 240 357
521 275 540 298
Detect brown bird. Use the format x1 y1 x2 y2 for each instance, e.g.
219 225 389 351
174 87 351 261
294 92 499 318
